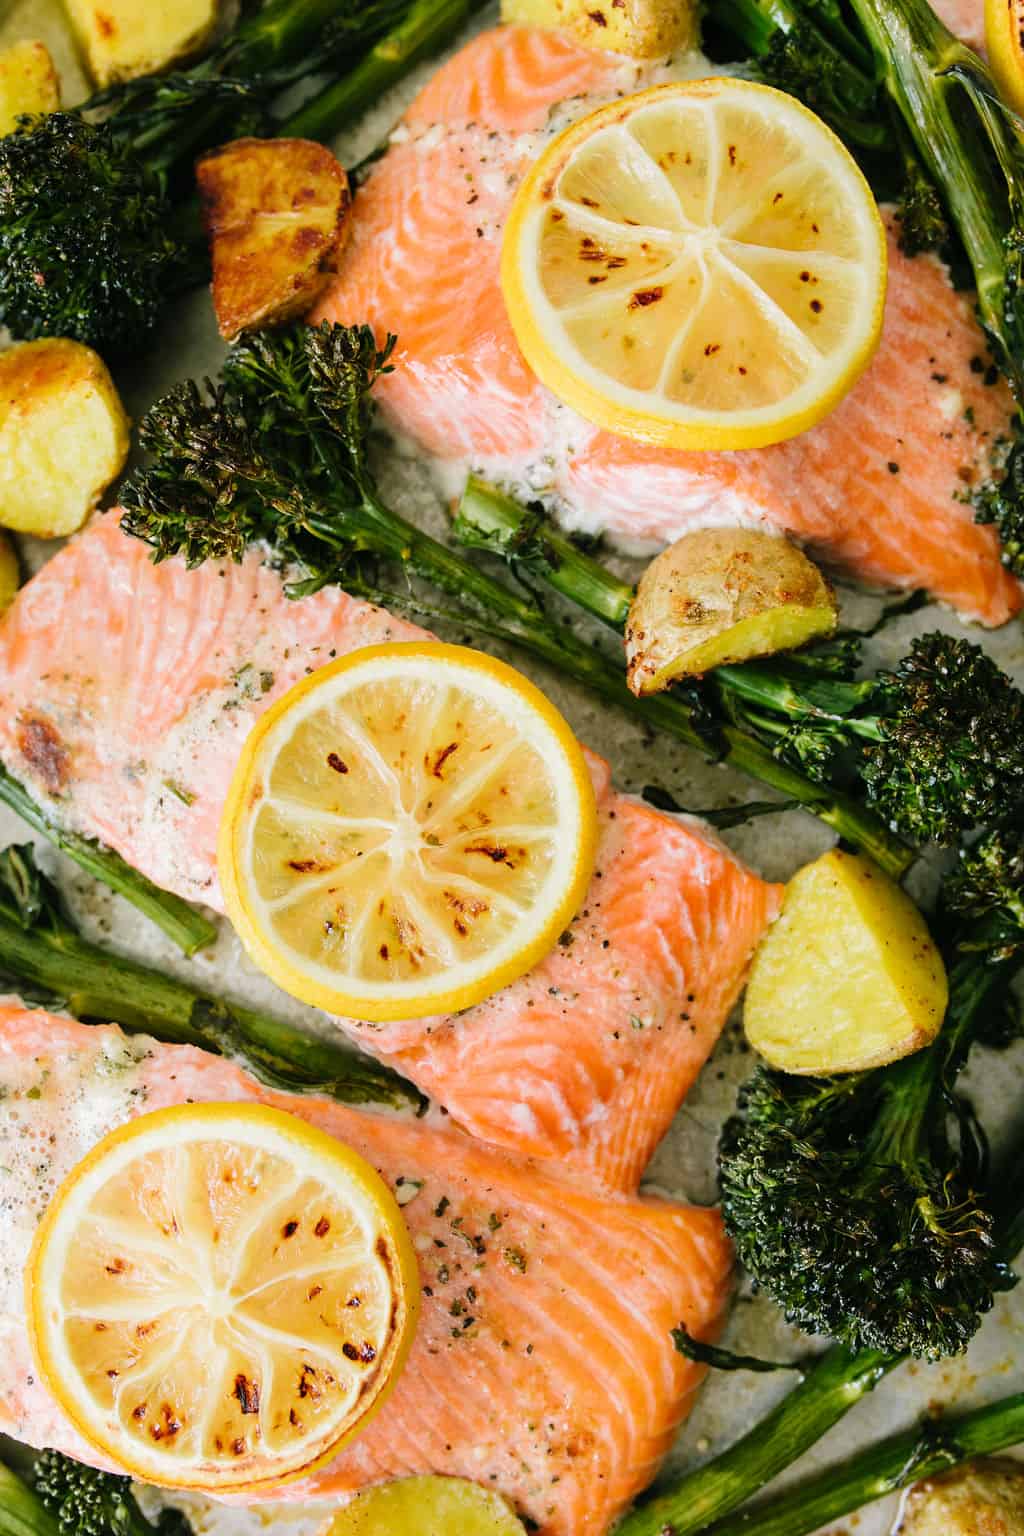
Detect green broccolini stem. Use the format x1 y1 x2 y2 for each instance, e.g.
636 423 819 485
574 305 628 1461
616 1344 900 1536
0 1463 57 1536
843 0 1024 396
280 0 478 141
699 1391 1024 1536
454 479 914 878
0 849 420 1110
0 765 217 956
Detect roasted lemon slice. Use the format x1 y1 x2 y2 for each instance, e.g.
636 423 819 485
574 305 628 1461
986 0 1024 115
219 642 597 1021
320 1474 526 1535
502 78 887 450
27 1103 419 1492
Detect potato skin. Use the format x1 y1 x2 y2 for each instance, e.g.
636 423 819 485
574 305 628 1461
0 40 60 133
62 0 220 85
896 1459 1024 1535
625 527 837 693
744 848 948 1075
0 535 20 613
501 0 696 58
0 339 130 539
198 137 352 342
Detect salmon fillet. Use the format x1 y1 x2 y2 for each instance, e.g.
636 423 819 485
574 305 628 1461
0 1006 733 1535
312 24 1021 626
0 513 781 1193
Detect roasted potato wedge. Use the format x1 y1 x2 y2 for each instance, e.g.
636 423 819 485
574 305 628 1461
0 40 60 133
744 848 948 1074
198 137 352 342
319 1475 525 1536
896 1459 1024 1535
0 534 20 613
62 0 221 86
501 0 696 57
626 528 837 692
0 339 130 538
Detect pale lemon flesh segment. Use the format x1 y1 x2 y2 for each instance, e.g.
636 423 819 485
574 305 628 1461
986 0 1024 115
502 79 887 450
28 1104 420 1492
744 849 948 1075
321 1474 527 1535
219 643 598 1022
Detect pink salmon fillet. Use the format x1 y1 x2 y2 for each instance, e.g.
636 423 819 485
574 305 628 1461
0 1006 732 1535
312 24 1022 627
0 512 781 1193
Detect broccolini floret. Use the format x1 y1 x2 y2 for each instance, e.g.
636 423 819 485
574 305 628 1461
32 1450 190 1536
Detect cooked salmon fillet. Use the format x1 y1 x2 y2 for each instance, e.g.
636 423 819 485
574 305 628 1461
0 512 781 1193
0 1006 733 1534
312 24 1021 627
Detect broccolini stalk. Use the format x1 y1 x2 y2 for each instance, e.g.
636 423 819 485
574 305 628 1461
0 764 216 955
0 842 420 1110
698 1391 1024 1536
0 1460 58 1536
456 480 1024 847
118 323 910 880
0 0 473 352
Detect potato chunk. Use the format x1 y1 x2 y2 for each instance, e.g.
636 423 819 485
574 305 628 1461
0 40 60 133
626 528 837 693
896 1459 1024 1535
0 339 130 538
744 848 948 1074
320 1475 525 1536
501 0 696 58
62 0 220 86
0 535 20 613
198 137 352 342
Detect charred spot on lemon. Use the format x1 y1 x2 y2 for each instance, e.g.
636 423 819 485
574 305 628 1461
987 0 1024 116
320 1474 527 1535
27 1103 419 1492
219 643 598 1022
501 79 887 451
744 849 948 1075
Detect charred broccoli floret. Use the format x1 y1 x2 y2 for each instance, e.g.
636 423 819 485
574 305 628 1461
861 634 1024 843
0 112 180 352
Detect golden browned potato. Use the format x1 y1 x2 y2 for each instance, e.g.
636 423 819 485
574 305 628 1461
0 339 130 538
0 534 20 613
0 40 60 133
319 1475 526 1536
62 0 221 86
895 1459 1024 1535
626 527 837 693
744 848 948 1075
501 0 696 57
197 137 353 342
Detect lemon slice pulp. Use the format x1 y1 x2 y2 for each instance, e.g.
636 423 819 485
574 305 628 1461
502 78 887 450
320 1474 527 1535
219 642 598 1021
27 1103 419 1492
986 0 1024 115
